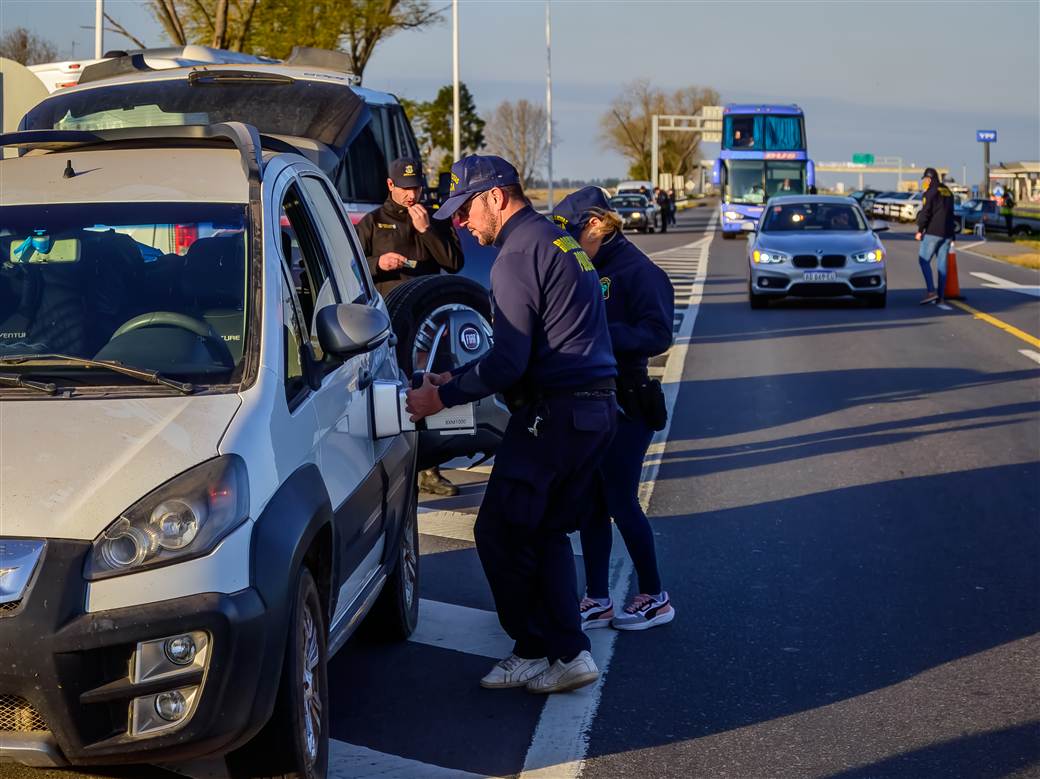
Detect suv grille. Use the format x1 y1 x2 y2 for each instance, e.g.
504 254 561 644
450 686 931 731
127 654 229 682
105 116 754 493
0 695 48 732
793 255 817 268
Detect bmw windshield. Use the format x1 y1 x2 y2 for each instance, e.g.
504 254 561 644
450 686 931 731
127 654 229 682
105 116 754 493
0 203 249 392
761 202 867 232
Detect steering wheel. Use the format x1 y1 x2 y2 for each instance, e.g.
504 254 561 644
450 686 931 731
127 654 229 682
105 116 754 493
111 311 235 367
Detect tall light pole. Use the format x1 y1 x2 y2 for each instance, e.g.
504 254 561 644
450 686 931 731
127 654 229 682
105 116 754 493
451 0 461 162
545 0 554 209
95 0 104 58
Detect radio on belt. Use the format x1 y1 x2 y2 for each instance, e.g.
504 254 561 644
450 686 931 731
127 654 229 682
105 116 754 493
369 373 475 439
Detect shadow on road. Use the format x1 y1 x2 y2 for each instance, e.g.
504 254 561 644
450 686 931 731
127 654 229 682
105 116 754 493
588 463 1040 770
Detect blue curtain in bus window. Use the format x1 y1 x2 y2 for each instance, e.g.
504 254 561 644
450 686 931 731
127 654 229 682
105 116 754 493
764 116 802 150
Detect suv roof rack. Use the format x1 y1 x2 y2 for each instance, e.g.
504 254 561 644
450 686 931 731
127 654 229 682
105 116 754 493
0 122 264 197
285 46 361 83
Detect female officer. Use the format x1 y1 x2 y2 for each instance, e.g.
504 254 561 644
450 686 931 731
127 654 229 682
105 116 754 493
552 187 676 630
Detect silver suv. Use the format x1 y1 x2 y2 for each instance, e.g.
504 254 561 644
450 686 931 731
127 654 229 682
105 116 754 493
0 123 439 776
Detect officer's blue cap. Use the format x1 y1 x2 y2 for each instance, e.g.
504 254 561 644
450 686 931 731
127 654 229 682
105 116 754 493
551 186 612 237
434 155 521 221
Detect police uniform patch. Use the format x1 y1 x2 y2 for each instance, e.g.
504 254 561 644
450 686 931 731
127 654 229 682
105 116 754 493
450 172 459 193
574 250 595 272
404 164 415 176
600 276 611 300
377 223 397 230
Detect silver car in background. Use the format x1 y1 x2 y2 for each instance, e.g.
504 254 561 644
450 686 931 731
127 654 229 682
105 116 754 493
746 195 889 308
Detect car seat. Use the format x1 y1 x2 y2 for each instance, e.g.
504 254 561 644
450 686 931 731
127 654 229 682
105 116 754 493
180 234 246 364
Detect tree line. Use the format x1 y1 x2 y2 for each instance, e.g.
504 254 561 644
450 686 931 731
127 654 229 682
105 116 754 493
2 0 718 184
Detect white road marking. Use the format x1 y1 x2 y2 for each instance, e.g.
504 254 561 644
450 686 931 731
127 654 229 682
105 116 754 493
519 213 717 779
1018 349 1040 365
419 510 477 542
936 303 953 311
330 740 496 778
968 271 1040 298
409 599 514 659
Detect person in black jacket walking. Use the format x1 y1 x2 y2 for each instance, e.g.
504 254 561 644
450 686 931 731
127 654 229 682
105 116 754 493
655 187 670 233
553 187 677 631
356 157 464 496
914 167 956 304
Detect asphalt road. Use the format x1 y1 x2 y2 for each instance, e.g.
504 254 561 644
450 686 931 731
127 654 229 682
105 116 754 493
6 206 1038 779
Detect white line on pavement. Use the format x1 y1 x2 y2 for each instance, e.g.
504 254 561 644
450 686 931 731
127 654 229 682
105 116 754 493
329 740 497 779
419 510 477 542
409 599 515 659
518 212 718 779
968 271 1040 298
1018 349 1040 365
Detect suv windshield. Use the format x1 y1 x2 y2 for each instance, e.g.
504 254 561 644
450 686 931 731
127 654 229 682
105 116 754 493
0 203 248 386
21 78 364 149
761 202 867 232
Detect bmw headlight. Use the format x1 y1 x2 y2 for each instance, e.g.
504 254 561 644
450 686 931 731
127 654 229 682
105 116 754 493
752 249 789 264
85 455 249 580
853 248 884 263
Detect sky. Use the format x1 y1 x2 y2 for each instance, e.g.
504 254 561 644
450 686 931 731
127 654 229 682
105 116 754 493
2 0 1038 188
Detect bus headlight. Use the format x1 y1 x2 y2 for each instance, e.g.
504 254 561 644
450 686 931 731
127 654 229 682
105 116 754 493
725 211 741 220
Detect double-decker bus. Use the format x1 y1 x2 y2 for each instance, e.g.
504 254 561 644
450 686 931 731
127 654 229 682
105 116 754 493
712 104 816 239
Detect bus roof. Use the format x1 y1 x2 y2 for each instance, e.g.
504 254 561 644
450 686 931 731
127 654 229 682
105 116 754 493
724 104 803 116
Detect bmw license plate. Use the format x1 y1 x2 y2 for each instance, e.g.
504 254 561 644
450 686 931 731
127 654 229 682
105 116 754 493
803 271 837 282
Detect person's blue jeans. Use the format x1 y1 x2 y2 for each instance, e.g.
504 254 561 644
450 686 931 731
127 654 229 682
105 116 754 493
919 234 951 297
580 411 663 599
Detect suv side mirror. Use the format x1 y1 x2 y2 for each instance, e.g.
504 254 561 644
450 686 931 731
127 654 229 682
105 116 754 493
870 221 889 232
316 303 391 358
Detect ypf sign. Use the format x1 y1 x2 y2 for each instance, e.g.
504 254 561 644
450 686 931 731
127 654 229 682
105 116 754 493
977 130 998 143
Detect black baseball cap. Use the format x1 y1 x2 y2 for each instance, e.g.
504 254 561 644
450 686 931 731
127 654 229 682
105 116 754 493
389 157 423 188
434 155 521 220
921 167 939 181
551 186 612 237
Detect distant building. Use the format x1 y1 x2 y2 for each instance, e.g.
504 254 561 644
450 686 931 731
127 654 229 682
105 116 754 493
989 161 1039 203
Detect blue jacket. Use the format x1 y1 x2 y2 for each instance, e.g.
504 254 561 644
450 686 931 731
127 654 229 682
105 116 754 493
438 206 616 407
592 232 674 376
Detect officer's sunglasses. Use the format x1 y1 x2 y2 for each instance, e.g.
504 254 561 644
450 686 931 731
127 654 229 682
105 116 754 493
457 191 490 220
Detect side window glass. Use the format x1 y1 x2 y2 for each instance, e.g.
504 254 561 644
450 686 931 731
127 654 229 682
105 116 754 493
335 122 387 204
301 175 369 304
280 267 308 405
279 182 338 371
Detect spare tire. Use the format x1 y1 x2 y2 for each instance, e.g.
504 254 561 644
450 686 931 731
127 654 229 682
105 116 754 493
384 275 509 470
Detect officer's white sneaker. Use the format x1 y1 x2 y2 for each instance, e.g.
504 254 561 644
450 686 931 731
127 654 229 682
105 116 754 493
525 650 599 694
480 654 549 689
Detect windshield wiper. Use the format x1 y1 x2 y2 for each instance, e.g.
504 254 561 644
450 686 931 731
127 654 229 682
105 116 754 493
0 354 194 394
0 373 58 395
188 70 295 86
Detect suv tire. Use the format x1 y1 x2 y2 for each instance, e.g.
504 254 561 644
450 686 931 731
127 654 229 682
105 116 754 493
364 489 420 640
228 567 329 779
748 281 769 309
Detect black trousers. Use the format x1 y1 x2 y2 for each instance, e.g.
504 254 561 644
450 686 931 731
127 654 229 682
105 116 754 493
474 393 617 663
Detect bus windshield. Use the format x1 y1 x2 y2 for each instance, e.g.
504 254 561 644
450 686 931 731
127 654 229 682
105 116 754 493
724 161 808 204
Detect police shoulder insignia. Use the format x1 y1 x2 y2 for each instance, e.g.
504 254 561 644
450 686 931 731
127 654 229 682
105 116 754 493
552 236 581 252
552 214 569 228
575 250 595 272
600 276 612 300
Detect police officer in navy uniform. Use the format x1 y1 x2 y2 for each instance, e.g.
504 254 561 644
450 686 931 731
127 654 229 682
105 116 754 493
553 187 676 632
406 155 618 694
356 157 464 497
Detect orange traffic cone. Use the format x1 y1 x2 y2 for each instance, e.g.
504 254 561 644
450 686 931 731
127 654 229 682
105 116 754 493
944 242 964 300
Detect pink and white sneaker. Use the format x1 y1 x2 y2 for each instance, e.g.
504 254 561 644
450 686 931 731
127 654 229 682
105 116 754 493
579 597 614 630
611 592 675 631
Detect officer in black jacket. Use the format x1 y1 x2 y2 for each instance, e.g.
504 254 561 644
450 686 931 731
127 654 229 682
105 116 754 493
406 155 618 694
914 167 956 304
355 157 463 298
357 158 464 496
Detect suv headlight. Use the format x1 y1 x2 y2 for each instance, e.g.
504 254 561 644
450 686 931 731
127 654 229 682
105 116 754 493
86 455 249 580
852 248 884 263
752 249 789 264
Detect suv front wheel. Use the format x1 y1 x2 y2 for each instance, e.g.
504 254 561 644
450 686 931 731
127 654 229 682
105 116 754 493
229 567 329 779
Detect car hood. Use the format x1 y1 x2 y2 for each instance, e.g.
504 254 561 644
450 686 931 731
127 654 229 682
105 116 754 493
756 232 880 254
0 394 241 540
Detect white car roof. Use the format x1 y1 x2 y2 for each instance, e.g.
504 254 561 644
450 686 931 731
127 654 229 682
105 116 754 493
1 147 250 206
47 63 401 105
